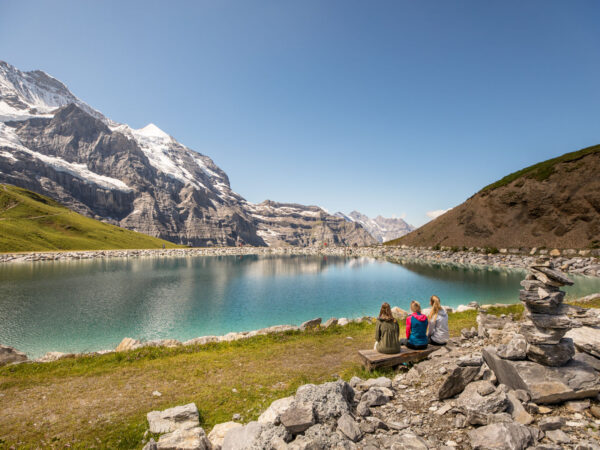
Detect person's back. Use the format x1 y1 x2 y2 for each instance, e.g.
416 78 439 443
406 309 428 349
374 302 401 354
427 295 449 345
375 318 401 354
428 307 449 345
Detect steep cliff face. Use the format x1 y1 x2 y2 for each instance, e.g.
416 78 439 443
0 61 374 247
248 201 376 247
392 146 600 249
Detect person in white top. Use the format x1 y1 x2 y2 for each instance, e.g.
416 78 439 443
427 295 449 345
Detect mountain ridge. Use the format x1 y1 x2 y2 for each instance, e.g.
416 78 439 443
0 60 375 247
387 145 600 249
335 210 414 243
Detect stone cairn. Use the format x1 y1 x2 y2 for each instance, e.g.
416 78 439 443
518 257 575 366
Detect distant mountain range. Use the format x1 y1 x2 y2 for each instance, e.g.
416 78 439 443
335 211 414 243
0 60 376 247
389 145 600 249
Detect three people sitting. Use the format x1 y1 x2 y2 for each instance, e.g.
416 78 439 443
374 295 449 354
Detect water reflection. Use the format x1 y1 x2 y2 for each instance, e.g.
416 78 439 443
1 255 599 358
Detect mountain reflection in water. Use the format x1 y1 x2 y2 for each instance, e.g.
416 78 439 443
1 255 599 358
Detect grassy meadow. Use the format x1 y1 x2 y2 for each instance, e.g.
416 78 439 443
0 184 181 252
0 305 525 449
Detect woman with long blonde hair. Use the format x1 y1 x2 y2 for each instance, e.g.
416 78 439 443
427 295 449 345
374 302 401 354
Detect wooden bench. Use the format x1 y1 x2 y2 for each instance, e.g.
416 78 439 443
358 347 440 371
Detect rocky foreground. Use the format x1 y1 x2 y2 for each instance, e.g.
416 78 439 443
140 310 600 450
135 263 600 450
1 246 599 277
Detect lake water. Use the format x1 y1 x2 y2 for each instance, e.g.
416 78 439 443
1 255 599 358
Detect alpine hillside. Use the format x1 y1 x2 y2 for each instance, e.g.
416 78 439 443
0 184 181 252
388 145 600 249
0 61 375 247
335 211 414 243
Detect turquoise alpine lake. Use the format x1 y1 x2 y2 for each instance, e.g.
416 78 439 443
1 255 599 358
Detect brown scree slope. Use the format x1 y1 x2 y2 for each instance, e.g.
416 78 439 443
389 145 600 249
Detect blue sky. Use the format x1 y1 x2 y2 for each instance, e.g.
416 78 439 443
1 1 599 226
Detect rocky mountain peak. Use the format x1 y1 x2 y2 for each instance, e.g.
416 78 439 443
336 211 414 243
0 60 376 247
136 123 171 140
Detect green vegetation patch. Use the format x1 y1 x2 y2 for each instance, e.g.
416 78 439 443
0 306 521 448
0 184 181 252
480 144 600 193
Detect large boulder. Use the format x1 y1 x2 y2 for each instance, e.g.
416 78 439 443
292 380 354 422
506 391 533 425
147 403 200 434
483 347 600 403
565 326 600 358
157 427 211 450
497 334 527 360
519 289 564 314
302 423 352 448
280 403 315 434
468 422 536 450
391 307 409 320
115 337 142 352
257 396 294 425
574 351 600 372
221 422 290 450
355 376 392 391
208 422 243 450
390 432 430 449
299 318 322 330
360 386 394 407
530 266 573 286
477 313 511 338
456 381 509 419
563 304 600 327
519 320 567 345
0 345 27 366
437 365 480 400
524 311 571 330
336 413 362 442
526 338 575 367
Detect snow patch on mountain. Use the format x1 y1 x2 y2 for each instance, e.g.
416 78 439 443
0 61 106 122
0 123 132 192
336 210 414 243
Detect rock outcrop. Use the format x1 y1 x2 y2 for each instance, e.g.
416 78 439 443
0 344 27 366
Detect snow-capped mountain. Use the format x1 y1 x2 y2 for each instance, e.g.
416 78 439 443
0 60 375 247
335 211 414 243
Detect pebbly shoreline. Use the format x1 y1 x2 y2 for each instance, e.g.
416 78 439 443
1 245 599 277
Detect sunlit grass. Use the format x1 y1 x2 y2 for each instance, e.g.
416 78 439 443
0 184 181 252
0 305 530 448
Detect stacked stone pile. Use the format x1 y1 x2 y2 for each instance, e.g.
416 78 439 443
518 258 575 366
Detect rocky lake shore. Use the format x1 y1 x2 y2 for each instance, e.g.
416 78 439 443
1 246 599 277
140 285 600 449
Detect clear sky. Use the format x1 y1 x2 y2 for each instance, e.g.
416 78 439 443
1 1 599 226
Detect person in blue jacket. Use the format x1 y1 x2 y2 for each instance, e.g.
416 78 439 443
400 300 429 350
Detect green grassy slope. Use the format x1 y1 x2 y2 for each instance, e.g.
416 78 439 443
480 144 600 193
0 184 182 252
